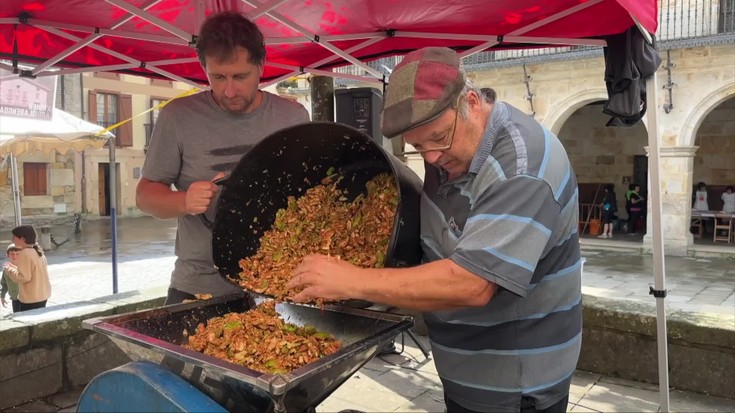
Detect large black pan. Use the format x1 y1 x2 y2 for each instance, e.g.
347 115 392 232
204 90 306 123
209 121 423 291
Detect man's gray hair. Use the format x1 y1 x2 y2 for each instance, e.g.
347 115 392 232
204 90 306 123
456 76 484 119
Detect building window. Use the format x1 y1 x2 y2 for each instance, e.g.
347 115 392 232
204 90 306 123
23 162 47 196
89 91 133 147
96 92 119 129
720 0 735 33
145 97 166 149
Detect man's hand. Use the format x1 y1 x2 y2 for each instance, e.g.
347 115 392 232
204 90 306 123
1 297 6 307
288 254 363 303
184 172 226 215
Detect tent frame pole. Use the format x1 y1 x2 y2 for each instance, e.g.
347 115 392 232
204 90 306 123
109 138 119 294
36 25 201 88
242 0 385 79
30 0 163 76
459 0 604 58
10 153 22 226
646 70 671 413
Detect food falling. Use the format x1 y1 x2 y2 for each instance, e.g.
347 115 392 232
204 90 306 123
237 172 398 300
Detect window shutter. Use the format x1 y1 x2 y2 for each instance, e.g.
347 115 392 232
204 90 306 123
88 90 97 123
23 163 47 196
118 94 133 147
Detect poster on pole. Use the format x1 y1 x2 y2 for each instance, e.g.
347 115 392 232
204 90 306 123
0 67 57 120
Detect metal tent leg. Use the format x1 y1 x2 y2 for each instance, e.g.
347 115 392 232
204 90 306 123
404 329 431 359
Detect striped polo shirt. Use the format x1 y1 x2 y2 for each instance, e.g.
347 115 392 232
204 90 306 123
420 101 582 412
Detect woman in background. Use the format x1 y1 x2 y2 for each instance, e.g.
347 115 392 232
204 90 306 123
2 225 52 311
626 183 645 235
599 184 617 238
693 182 709 211
721 186 735 213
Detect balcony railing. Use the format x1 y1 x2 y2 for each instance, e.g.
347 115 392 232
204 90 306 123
333 56 401 79
659 0 734 40
333 0 734 81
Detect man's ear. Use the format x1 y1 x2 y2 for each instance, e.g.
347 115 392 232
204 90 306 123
466 90 482 111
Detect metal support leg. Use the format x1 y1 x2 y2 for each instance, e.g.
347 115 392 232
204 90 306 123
404 329 431 359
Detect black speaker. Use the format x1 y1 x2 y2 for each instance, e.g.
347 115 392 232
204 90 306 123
335 87 383 143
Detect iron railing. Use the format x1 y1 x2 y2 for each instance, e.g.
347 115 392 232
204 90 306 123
334 0 735 80
659 0 735 40
332 56 400 79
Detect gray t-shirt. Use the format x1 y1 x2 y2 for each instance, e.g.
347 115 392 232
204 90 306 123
142 90 309 296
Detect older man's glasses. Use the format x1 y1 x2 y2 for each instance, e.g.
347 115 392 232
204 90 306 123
401 102 460 156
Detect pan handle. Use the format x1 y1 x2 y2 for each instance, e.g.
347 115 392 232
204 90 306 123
198 176 228 230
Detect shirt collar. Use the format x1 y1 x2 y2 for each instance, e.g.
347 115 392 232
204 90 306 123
468 101 508 175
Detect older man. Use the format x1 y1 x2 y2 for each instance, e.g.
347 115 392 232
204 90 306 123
289 47 582 413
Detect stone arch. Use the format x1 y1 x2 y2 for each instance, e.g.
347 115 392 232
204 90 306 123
543 88 608 134
680 81 735 147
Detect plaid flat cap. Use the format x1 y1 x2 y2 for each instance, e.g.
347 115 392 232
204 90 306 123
382 47 465 138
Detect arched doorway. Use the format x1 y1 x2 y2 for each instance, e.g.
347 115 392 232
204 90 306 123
556 102 648 239
691 96 735 244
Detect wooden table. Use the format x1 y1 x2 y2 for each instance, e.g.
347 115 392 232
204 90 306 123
692 210 735 243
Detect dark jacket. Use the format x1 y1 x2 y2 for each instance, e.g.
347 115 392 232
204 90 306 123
602 26 661 127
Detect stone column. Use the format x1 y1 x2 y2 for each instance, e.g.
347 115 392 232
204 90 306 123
643 146 698 256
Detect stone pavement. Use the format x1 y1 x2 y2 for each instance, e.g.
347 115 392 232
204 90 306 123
1 216 734 411
2 216 733 321
0 217 177 317
581 246 735 318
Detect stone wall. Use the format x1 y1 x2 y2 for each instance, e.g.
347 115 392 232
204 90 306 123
0 152 79 219
579 295 735 399
470 43 735 255
0 287 166 410
558 104 649 213
1 288 732 408
694 97 735 185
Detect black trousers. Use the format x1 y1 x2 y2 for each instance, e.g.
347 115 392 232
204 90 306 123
446 394 569 413
628 210 643 233
164 287 196 305
18 300 47 312
12 299 20 313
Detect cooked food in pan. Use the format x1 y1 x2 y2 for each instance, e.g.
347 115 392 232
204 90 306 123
184 301 342 373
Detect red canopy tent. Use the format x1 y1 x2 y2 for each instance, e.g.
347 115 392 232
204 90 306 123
1 0 656 86
0 1 671 411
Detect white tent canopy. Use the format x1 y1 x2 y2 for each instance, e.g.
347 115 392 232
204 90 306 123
0 108 113 157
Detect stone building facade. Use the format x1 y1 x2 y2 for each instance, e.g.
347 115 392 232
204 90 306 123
0 74 192 222
398 41 734 255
